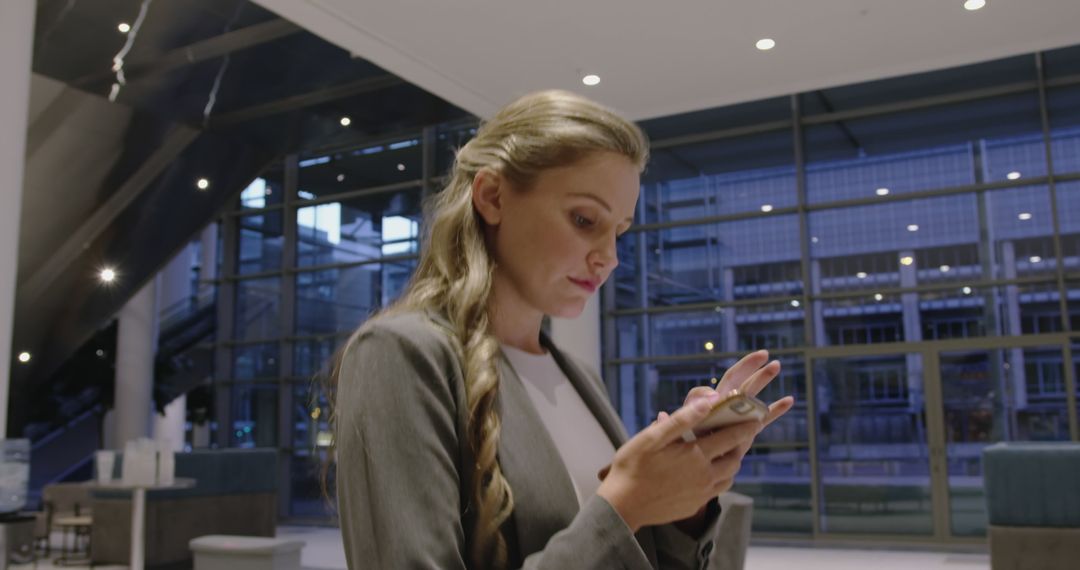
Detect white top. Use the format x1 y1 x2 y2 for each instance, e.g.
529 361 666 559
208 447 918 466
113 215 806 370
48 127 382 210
501 345 616 506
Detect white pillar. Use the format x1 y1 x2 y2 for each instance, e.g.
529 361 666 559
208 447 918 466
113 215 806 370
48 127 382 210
200 223 219 298
0 0 35 439
550 292 602 374
115 279 159 447
1001 241 1028 409
154 247 194 450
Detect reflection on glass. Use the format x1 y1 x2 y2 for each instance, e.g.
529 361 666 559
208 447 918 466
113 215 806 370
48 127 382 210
1047 86 1080 175
732 447 812 534
239 170 285 209
296 190 421 267
235 278 281 340
297 137 422 201
293 337 347 377
939 347 1070 536
295 259 417 336
232 342 279 380
815 355 933 535
229 383 277 448
238 212 284 274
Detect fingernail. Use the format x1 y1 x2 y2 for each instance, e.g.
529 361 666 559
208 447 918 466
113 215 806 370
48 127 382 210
694 398 714 412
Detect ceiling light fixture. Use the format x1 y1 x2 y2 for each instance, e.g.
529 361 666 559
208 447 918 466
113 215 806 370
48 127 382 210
876 187 890 196
1006 171 1021 180
397 163 406 171
940 264 951 272
340 116 351 127
760 204 774 212
1030 256 1042 263
118 22 131 33
962 286 973 295
17 352 31 364
336 174 345 182
1018 212 1032 221
900 256 914 266
756 38 776 51
582 74 601 86
196 178 210 190
907 224 920 232
964 0 987 11
704 341 715 351
790 299 800 307
856 272 868 279
99 267 117 283
874 293 884 301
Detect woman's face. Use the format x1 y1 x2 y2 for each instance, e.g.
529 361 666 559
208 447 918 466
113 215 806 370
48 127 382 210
479 151 640 319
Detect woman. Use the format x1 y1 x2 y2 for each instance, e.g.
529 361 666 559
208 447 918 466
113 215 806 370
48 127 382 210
331 89 794 569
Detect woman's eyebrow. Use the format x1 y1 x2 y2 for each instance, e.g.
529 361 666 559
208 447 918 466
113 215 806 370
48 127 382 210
568 192 634 224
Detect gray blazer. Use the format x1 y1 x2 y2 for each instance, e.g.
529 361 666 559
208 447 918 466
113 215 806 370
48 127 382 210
336 309 744 569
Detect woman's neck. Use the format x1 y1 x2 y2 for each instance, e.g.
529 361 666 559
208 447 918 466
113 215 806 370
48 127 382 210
488 275 545 354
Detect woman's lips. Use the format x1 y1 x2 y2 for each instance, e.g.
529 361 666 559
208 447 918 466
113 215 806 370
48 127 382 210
568 277 598 292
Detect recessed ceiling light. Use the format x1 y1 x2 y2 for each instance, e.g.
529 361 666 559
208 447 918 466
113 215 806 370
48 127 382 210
1018 212 1032 220
710 377 719 385
196 178 210 190
811 236 819 243
118 22 131 33
336 174 345 182
876 187 890 196
790 299 801 307
856 271 868 279
900 256 914 266
760 204 774 212
99 267 117 283
874 293 884 301
962 286 973 295
582 74 601 86
704 341 715 351
964 0 987 11
1029 255 1042 263
397 163 406 171
940 264 951 272
340 116 351 127
756 38 776 51
907 224 920 232
1006 171 1021 180
17 352 31 364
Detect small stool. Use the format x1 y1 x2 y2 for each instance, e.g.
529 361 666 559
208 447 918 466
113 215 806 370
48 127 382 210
52 514 93 566
190 535 305 570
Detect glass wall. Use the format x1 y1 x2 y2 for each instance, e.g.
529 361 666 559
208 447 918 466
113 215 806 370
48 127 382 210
207 47 1080 537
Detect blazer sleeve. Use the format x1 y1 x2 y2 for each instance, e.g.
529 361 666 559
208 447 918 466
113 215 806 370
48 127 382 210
336 320 653 570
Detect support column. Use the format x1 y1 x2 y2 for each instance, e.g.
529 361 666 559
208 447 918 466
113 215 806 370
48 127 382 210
0 0 35 439
200 223 219 297
721 268 737 353
115 279 159 447
154 246 194 450
899 249 924 409
1001 241 1028 410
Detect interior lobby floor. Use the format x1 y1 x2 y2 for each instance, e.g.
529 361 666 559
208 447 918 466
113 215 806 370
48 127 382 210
17 525 991 569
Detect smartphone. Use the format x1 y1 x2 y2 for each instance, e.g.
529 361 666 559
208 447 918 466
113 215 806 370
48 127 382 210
681 389 768 442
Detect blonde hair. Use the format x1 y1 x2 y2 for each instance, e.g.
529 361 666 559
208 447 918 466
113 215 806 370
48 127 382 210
330 90 647 569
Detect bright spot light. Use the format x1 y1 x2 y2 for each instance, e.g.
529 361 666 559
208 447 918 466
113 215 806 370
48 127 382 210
790 299 801 307
856 272 868 279
17 352 31 363
907 224 920 232
340 116 352 127
756 38 776 51
760 204 774 212
962 286 973 295
900 256 914 266
1006 171 1021 180
940 264 951 272
196 178 210 190
1018 212 1032 220
99 268 117 283
336 174 345 182
876 187 890 196
118 22 131 33
1030 256 1042 263
964 0 987 11
704 341 715 351
582 74 601 86
397 163 406 171
874 293 884 301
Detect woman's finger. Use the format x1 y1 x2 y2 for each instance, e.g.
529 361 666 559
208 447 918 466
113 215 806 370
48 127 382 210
695 420 760 461
716 350 769 393
642 392 722 449
739 360 782 396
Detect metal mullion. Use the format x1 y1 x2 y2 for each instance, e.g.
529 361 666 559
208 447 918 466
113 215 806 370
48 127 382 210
1064 342 1079 442
228 204 285 217
299 129 426 160
1035 52 1072 334
793 94 815 347
811 274 1059 300
226 269 282 281
650 120 792 150
278 154 299 518
806 332 1070 359
214 213 239 448
609 347 806 366
804 351 823 538
289 252 421 275
921 350 952 540
295 180 423 207
800 80 1040 126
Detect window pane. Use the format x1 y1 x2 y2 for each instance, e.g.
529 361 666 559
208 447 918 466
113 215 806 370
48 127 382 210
297 136 422 201
814 354 933 535
805 93 1044 205
293 336 348 377
239 167 285 210
732 447 813 535
615 304 804 360
1043 44 1080 80
435 123 476 176
639 97 790 141
1048 86 1080 175
235 277 281 340
232 342 279 380
289 451 334 519
940 347 1070 536
296 189 422 267
228 383 277 448
238 212 283 274
642 130 795 222
295 259 417 336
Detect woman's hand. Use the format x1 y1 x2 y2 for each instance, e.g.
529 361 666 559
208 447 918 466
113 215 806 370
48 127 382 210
596 392 763 533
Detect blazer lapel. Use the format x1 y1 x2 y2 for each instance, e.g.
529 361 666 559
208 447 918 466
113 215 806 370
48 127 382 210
495 350 582 558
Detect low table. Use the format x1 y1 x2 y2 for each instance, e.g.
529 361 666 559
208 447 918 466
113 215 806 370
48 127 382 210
190 535 305 570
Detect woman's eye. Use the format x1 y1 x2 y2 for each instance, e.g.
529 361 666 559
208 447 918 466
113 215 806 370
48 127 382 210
573 213 595 227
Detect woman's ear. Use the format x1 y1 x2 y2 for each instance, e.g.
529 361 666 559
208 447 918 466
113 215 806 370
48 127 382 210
472 168 503 226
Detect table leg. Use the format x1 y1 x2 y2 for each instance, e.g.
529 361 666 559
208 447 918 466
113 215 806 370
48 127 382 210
131 487 146 570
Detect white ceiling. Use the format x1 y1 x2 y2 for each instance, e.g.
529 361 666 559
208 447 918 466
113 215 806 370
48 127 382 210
252 0 1080 121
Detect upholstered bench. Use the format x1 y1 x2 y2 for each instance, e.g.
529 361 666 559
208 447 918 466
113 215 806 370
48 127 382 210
983 442 1080 570
190 535 305 570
